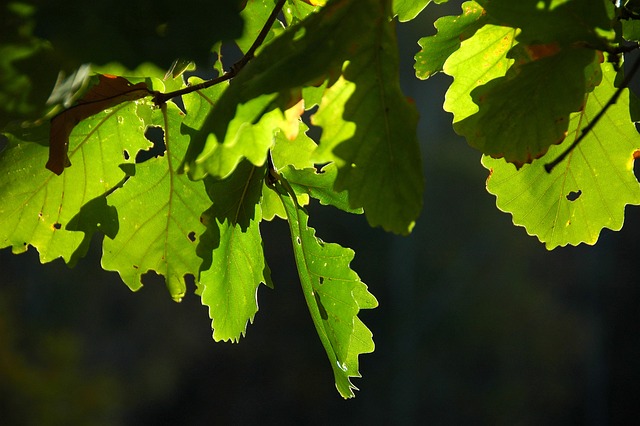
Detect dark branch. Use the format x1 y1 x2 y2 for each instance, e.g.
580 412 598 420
544 53 640 173
153 0 287 106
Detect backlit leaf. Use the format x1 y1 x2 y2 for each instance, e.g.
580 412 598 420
0 99 152 263
101 104 210 301
182 0 388 180
394 0 451 22
414 1 489 80
483 62 640 249
277 177 377 398
312 15 423 234
443 24 517 124
198 161 271 342
454 47 597 166
281 164 363 214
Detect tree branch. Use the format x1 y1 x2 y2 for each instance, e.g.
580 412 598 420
153 0 287 106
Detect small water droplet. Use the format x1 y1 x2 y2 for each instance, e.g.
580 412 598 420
103 109 113 114
117 116 124 124
336 361 348 372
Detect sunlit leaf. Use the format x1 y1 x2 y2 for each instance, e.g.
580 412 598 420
414 1 488 80
312 18 423 234
182 0 387 180
443 24 517 124
454 47 597 166
198 161 271 342
281 164 363 214
101 104 210 301
483 62 640 249
394 0 448 22
47 74 154 174
0 99 152 263
277 177 377 398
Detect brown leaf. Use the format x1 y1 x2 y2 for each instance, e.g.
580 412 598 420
46 74 154 175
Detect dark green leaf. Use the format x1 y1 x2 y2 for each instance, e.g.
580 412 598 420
312 12 423 234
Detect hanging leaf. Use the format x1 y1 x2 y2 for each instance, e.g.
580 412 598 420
483 62 640 249
276 177 377 399
311 3 422 234
198 161 271 342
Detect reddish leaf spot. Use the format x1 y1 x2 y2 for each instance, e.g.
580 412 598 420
525 42 561 61
46 74 154 175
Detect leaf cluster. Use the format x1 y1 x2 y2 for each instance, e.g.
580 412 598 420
2 0 640 397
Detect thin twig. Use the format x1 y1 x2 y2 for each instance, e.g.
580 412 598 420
153 0 287 106
544 53 640 173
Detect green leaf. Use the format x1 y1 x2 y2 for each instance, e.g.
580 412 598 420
101 104 210 301
180 76 228 130
311 14 423 234
0 100 152 263
443 23 518 124
393 0 448 22
182 0 388 180
198 161 271 342
236 0 284 54
622 18 640 42
270 122 317 171
483 62 640 249
414 1 489 80
283 0 320 24
276 178 377 399
183 92 290 180
261 121 318 221
476 0 613 47
454 47 597 166
281 164 363 214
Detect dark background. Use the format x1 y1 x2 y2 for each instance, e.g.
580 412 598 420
2 2 640 425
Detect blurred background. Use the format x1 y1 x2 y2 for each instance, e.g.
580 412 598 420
2 2 640 425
